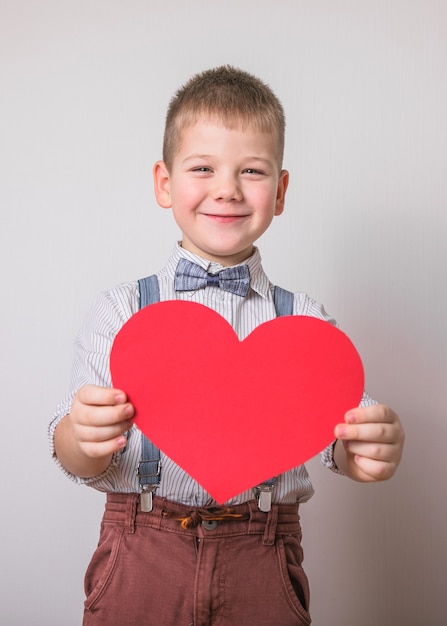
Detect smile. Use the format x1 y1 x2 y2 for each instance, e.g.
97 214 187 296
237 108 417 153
202 214 249 224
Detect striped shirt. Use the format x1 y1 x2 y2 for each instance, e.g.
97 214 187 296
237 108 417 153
49 244 375 506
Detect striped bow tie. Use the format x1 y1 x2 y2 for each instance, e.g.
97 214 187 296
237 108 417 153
174 258 250 297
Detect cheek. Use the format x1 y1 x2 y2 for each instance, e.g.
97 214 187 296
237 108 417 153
171 184 203 209
251 188 278 216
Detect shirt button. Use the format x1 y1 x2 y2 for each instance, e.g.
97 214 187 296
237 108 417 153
202 520 218 530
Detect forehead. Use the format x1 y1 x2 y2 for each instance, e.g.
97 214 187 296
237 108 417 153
174 117 281 162
177 110 275 136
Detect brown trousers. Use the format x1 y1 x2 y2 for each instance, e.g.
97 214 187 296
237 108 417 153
83 494 311 626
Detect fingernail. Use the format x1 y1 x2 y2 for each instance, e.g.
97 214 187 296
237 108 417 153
346 412 356 424
335 425 346 438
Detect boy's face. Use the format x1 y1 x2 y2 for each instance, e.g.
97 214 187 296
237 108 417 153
154 120 288 266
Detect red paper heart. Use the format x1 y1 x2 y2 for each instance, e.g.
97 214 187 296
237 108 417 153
110 301 364 503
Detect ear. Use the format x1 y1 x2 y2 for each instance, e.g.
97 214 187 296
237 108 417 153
153 160 172 208
274 169 289 216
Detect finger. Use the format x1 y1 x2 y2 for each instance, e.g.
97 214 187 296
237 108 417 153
73 401 135 428
80 436 129 459
344 404 397 425
350 454 398 482
343 439 398 461
334 421 395 443
76 418 133 443
76 384 129 407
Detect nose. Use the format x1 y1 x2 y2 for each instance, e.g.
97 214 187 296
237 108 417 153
212 172 243 202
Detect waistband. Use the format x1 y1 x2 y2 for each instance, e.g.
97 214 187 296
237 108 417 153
103 493 302 546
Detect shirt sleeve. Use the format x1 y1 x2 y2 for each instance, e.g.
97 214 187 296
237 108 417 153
319 390 378 474
48 282 139 485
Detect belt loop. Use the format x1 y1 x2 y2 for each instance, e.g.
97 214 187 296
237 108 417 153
262 504 278 546
124 494 138 534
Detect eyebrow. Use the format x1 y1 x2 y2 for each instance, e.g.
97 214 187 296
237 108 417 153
182 154 213 163
182 155 274 166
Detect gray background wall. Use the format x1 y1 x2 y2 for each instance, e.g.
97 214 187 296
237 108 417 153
1 1 446 624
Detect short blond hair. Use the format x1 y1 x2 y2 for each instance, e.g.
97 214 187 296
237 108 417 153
163 65 285 170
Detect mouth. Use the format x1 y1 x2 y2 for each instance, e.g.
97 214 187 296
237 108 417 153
202 213 249 224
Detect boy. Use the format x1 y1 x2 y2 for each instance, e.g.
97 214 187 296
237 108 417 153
50 66 404 626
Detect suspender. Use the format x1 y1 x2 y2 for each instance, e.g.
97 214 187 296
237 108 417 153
135 276 161 513
136 276 294 512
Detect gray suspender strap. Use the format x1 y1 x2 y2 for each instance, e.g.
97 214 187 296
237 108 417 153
256 285 294 511
139 273 160 307
273 285 294 318
136 276 294 512
137 275 161 512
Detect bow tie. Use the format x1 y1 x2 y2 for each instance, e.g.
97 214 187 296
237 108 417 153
174 258 250 297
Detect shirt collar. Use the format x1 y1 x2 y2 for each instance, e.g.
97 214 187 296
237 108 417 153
166 242 271 299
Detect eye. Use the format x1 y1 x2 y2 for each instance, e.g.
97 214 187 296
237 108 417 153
243 168 264 175
191 166 212 173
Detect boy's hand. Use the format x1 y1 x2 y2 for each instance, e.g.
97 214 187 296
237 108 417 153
333 404 404 482
69 385 135 458
54 384 135 478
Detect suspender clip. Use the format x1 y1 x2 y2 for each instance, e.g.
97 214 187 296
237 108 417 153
137 456 161 513
256 482 275 512
140 484 158 513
